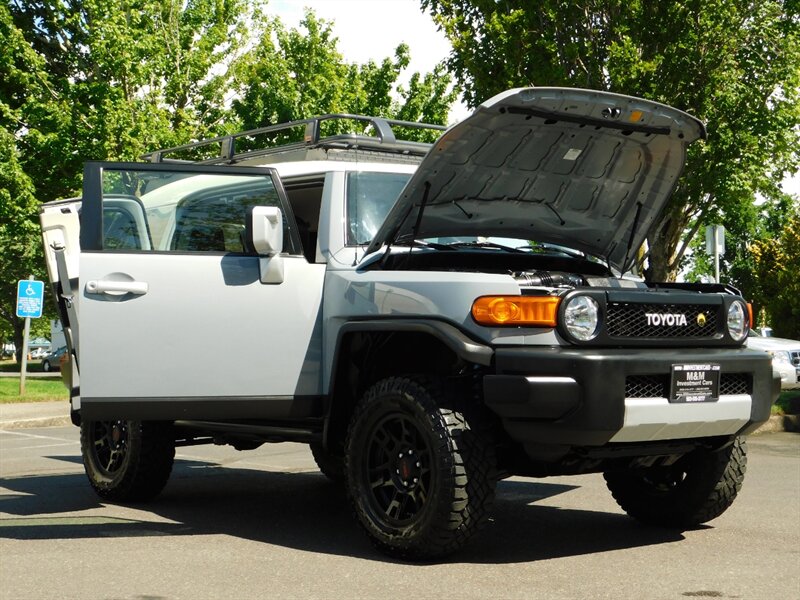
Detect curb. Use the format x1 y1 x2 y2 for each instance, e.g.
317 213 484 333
751 413 800 435
0 415 72 429
0 401 71 430
0 372 63 379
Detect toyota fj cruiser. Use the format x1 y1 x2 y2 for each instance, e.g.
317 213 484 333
40 88 777 560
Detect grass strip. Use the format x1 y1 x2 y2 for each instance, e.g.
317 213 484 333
0 378 68 403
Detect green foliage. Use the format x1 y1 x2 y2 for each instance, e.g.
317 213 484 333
231 11 455 141
0 5 53 357
423 0 800 282
0 128 49 355
748 209 800 338
774 391 800 415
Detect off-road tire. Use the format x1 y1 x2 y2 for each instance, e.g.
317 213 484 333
345 376 496 561
310 442 345 483
81 420 175 502
604 436 747 528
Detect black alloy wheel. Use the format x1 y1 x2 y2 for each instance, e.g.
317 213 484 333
80 419 175 502
89 420 130 477
345 376 496 561
362 411 434 529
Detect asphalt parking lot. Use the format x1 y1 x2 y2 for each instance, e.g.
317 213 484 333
1 426 798 600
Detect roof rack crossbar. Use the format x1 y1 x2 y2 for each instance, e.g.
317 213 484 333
142 114 448 164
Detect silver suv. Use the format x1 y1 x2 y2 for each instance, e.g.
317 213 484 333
40 88 777 560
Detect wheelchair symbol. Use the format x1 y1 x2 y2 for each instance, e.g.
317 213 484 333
25 284 37 296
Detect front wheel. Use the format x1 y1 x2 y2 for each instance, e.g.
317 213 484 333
309 442 345 483
345 377 496 561
81 420 175 502
604 436 747 528
42 360 51 372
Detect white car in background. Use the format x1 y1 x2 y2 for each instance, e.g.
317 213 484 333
30 347 50 359
747 331 800 390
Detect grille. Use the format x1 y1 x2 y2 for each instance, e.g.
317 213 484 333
625 375 667 398
607 303 718 339
720 373 751 395
625 373 751 398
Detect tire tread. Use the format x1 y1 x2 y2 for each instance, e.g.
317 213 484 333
345 376 496 560
81 420 175 503
604 437 747 528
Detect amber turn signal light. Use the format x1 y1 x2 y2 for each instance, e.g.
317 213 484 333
471 296 561 326
747 302 753 329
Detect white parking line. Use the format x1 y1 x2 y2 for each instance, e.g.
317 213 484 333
0 429 75 442
8 442 78 450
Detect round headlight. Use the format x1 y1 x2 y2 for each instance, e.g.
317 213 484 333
564 295 600 341
727 301 748 341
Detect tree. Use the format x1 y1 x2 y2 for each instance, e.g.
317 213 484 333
231 11 456 142
0 4 56 361
9 0 253 179
422 0 800 282
748 209 800 338
683 188 795 320
7 2 456 187
0 129 50 362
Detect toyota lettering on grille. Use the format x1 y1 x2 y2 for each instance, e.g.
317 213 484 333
645 312 688 326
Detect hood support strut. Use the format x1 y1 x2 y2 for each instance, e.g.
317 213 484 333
410 181 432 242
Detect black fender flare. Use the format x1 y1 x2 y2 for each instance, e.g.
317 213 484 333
322 318 494 448
333 318 493 369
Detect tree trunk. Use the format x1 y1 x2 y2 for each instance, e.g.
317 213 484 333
645 200 693 283
646 236 676 282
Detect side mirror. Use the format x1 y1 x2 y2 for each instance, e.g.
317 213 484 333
248 206 283 256
247 206 284 284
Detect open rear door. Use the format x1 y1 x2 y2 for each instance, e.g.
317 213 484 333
41 199 82 403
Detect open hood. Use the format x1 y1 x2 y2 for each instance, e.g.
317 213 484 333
366 87 705 272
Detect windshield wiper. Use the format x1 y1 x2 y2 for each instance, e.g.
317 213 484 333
525 242 586 258
394 239 455 251
447 241 526 253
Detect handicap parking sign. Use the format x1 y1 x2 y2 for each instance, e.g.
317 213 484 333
16 280 45 319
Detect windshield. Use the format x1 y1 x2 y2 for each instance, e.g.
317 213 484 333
346 172 411 244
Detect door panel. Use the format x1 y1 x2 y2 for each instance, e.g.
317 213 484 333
80 253 324 399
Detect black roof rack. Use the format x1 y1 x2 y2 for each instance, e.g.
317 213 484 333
142 114 449 165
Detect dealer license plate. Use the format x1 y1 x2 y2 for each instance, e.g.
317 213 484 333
670 364 721 403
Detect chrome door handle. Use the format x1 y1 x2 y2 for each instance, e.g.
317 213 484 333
85 280 149 296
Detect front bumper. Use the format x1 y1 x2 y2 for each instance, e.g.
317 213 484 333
483 347 778 447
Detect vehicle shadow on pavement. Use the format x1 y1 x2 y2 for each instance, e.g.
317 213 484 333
459 483 687 564
0 457 685 564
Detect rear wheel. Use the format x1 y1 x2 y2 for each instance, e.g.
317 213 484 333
345 376 496 560
42 360 51 372
81 420 175 502
604 437 747 528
